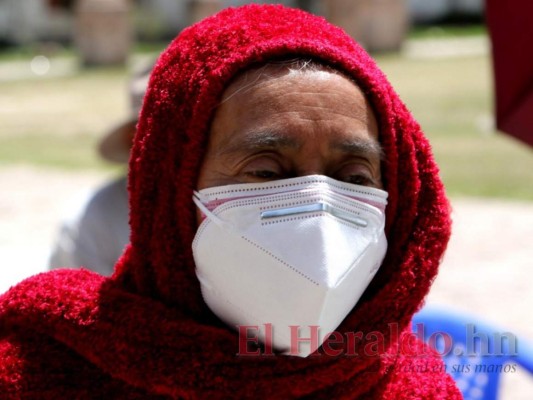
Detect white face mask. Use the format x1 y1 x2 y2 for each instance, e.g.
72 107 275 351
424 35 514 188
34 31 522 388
192 175 388 357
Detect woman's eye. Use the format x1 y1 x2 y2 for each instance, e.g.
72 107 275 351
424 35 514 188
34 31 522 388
249 170 280 179
346 174 373 186
241 156 285 182
336 163 378 187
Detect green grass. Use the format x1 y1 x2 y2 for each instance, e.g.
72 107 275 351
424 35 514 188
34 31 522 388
1 47 532 201
0 134 118 171
0 41 168 62
374 54 533 200
0 44 73 62
408 24 487 40
430 135 533 199
0 67 128 171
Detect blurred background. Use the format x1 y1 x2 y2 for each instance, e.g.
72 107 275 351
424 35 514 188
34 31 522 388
1 1 532 398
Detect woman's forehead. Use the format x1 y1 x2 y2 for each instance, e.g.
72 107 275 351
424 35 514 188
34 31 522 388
221 62 366 105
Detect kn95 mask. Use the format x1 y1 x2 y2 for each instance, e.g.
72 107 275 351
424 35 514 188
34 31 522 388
192 175 388 357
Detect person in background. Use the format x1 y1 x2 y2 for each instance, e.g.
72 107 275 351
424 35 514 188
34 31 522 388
48 63 151 276
1 5 460 398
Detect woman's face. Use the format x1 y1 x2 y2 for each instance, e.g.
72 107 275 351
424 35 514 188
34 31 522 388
197 66 382 198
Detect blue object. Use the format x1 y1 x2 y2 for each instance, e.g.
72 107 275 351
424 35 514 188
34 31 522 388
412 304 533 400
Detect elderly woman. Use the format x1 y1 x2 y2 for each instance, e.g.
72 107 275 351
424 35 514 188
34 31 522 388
0 5 460 399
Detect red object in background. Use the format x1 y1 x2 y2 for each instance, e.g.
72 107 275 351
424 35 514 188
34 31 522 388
47 0 75 9
486 0 533 147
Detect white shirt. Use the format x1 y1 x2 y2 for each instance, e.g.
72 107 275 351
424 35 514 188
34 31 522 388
48 176 129 276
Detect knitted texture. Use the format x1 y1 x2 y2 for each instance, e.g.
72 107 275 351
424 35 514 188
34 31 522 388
0 5 459 399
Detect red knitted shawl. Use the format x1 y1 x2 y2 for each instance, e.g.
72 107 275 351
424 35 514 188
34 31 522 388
0 5 460 399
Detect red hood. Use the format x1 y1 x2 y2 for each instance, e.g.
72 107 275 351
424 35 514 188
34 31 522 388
118 4 451 335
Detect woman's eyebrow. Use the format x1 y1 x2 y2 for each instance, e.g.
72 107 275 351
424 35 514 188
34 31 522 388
215 130 300 157
331 138 384 161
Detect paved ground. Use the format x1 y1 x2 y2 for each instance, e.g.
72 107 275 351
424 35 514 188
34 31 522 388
0 165 532 398
425 193 533 399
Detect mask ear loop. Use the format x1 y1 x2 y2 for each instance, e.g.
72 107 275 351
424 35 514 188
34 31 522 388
193 192 237 233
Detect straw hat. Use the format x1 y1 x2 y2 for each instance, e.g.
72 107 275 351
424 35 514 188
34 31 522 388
98 62 153 163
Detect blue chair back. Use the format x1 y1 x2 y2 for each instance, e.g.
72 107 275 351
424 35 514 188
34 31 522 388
412 305 533 400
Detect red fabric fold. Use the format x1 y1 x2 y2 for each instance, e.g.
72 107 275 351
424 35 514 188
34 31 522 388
1 4 460 398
